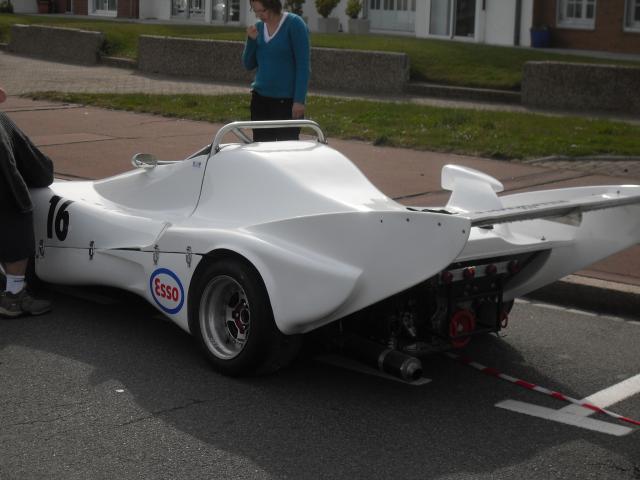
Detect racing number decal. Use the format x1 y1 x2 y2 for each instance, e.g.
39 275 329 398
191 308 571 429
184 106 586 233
47 195 74 241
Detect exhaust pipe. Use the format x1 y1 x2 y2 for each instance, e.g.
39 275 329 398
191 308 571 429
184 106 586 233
342 335 423 381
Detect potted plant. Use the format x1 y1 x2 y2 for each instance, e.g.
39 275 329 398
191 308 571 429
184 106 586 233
346 0 369 34
315 0 340 33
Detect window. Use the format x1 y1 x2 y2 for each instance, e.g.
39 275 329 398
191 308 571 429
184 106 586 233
172 0 204 19
625 0 640 30
212 0 240 23
93 0 116 15
369 0 416 31
429 0 476 38
558 0 596 28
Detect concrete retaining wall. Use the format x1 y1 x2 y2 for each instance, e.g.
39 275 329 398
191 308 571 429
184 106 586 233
8 24 104 65
138 35 409 94
522 61 640 115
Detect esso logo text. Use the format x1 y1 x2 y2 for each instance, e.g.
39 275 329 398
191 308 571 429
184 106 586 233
149 268 185 315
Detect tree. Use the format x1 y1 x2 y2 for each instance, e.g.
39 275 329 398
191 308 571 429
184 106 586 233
284 0 305 16
345 0 362 19
315 0 340 18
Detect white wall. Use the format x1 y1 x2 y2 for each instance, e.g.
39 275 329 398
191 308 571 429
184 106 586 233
11 0 37 13
484 0 517 46
484 0 534 46
520 0 534 47
415 1 429 37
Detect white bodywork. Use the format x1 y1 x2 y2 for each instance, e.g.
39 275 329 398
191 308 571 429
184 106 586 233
30 122 640 336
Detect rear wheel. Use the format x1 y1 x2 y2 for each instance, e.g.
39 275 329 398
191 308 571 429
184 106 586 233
189 258 300 376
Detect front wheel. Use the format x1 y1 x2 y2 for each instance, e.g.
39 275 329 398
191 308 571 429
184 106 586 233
189 258 300 376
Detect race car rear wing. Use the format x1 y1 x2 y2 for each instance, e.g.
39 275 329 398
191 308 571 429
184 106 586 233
414 164 640 228
467 192 640 227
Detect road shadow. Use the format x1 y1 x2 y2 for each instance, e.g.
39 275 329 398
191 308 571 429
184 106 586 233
0 288 638 479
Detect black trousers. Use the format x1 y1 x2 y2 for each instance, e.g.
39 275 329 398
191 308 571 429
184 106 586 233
0 210 34 263
250 91 300 142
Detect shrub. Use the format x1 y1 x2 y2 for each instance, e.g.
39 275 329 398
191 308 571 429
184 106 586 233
315 0 339 18
0 1 14 13
345 0 362 19
284 0 305 16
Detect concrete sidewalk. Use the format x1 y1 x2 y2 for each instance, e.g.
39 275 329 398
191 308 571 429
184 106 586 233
1 52 639 318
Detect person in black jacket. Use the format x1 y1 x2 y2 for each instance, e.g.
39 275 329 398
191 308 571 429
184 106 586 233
0 86 54 318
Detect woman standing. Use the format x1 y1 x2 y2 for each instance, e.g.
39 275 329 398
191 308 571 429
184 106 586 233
242 0 310 141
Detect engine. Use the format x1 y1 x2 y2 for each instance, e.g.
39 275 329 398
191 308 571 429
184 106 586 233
327 251 542 379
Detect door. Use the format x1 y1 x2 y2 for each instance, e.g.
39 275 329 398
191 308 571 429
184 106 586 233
212 0 241 24
429 0 476 38
172 0 203 19
454 0 475 37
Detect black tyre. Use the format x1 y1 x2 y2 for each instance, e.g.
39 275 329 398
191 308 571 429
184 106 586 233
188 257 300 376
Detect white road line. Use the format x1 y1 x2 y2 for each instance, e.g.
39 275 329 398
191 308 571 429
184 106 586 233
497 374 640 435
496 400 633 436
558 374 640 417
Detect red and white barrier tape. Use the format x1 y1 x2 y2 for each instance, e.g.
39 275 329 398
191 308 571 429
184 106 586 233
445 352 640 428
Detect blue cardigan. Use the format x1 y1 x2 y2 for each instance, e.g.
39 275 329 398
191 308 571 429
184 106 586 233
242 13 310 104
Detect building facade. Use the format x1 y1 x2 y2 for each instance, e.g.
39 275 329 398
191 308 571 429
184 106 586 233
9 0 640 53
533 0 640 53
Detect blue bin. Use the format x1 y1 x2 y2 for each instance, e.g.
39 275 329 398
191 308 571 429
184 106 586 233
531 28 551 48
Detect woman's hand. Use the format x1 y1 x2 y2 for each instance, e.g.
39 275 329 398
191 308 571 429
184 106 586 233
247 25 258 40
292 102 305 119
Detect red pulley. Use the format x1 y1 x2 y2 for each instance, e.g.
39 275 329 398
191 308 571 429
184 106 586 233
449 309 476 349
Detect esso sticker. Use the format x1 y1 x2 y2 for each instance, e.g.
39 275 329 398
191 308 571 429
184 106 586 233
150 268 185 315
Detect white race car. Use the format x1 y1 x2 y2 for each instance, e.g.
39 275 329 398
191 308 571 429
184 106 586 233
29 120 640 379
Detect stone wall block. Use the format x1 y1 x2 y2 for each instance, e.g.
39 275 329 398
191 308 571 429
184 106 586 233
138 36 409 94
8 24 104 65
522 61 640 115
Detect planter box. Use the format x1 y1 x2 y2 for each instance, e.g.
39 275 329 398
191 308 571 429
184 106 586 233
348 18 370 34
317 17 339 34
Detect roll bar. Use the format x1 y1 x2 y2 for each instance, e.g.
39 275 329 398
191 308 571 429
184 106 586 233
210 120 327 157
132 120 327 169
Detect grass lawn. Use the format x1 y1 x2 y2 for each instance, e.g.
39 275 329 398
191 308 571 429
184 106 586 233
2 13 639 90
27 92 640 160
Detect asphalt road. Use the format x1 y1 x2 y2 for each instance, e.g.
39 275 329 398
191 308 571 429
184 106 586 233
1 288 638 480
